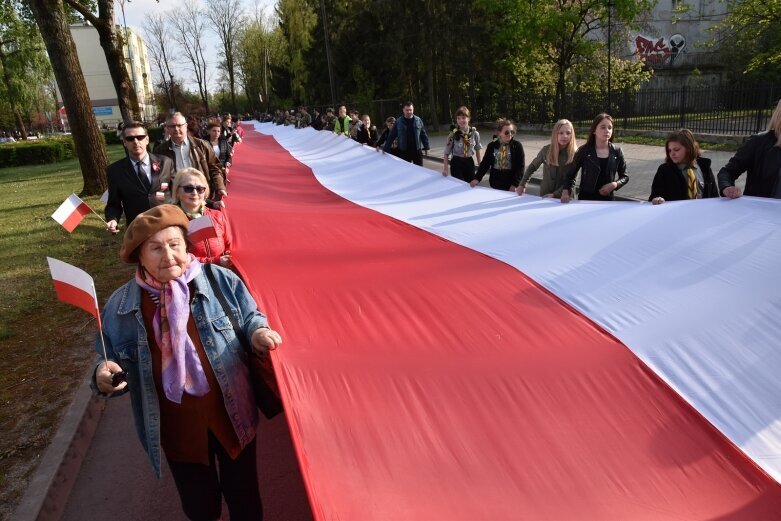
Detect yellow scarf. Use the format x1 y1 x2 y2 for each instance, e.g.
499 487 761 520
686 167 698 199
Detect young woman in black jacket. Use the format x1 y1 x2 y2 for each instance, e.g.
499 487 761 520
649 129 718 204
561 113 628 202
718 98 781 199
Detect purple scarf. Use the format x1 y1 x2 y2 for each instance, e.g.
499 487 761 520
136 254 209 403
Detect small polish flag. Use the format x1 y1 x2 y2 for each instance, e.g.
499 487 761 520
100 190 109 204
188 215 218 242
52 194 92 232
46 257 99 319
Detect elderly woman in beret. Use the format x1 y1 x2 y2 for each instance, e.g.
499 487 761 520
93 204 281 521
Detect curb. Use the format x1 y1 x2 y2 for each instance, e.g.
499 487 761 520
13 368 105 521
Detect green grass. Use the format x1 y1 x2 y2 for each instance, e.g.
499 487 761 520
0 144 134 520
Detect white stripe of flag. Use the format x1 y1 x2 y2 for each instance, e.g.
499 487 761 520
52 194 92 232
188 214 218 242
46 257 99 319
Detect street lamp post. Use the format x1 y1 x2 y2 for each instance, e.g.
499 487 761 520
607 0 612 114
319 0 337 108
118 0 138 112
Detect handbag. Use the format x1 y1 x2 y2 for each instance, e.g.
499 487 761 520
204 263 283 419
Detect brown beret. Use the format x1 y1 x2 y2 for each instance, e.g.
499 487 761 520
120 204 190 263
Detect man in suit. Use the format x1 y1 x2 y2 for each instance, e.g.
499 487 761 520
105 121 174 234
153 112 227 208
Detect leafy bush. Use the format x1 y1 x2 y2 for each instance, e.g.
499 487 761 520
0 137 76 168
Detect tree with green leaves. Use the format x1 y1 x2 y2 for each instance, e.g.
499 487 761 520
0 0 52 138
236 8 284 113
709 0 781 82
479 0 654 119
25 0 107 195
276 0 317 104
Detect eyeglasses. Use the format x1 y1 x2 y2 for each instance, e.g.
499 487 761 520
166 123 186 129
124 134 147 142
503 129 516 136
180 185 206 194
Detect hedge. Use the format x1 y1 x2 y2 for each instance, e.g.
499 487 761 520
0 137 76 168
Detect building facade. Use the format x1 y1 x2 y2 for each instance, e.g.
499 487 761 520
628 0 727 88
62 23 156 126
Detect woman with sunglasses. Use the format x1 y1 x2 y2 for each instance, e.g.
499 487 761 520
172 167 233 267
561 113 628 203
472 119 525 191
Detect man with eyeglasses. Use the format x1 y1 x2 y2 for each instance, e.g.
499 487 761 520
105 121 175 233
153 112 227 209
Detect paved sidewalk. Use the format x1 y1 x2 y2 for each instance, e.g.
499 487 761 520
422 132 742 199
18 126 747 521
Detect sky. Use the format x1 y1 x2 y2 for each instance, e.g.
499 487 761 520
118 0 277 91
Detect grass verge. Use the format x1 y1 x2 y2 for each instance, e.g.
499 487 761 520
0 145 133 520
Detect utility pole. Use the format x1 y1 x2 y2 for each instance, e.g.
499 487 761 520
118 0 138 115
319 0 336 107
607 0 612 114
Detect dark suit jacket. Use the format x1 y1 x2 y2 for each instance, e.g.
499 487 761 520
105 153 174 225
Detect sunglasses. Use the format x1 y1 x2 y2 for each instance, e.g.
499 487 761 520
503 129 516 136
180 185 206 194
124 134 147 142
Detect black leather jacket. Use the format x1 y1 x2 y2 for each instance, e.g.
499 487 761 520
564 142 628 199
717 131 781 197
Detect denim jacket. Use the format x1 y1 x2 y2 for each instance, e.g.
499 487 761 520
93 265 267 477
384 115 430 153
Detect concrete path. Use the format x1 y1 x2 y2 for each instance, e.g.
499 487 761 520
60 396 313 521
21 127 747 521
422 132 742 199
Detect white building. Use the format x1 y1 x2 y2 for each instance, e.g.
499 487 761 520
628 0 727 88
62 23 156 126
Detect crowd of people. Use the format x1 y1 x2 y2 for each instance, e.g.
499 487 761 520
92 96 781 521
262 98 781 205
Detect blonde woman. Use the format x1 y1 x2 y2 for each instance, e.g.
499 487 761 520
517 119 577 197
172 168 233 267
718 98 781 199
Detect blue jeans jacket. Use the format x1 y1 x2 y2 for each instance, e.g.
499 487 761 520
383 115 430 153
93 265 267 477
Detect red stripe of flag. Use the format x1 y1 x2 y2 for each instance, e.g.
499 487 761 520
224 130 781 520
47 257 99 319
188 214 218 242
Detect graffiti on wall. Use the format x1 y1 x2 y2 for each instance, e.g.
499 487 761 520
634 34 686 65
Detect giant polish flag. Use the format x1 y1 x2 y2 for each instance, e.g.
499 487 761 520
227 123 781 519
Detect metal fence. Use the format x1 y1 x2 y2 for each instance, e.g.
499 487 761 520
490 84 779 136
313 84 779 136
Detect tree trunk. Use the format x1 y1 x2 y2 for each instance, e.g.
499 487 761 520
62 0 141 122
99 20 141 122
28 0 108 196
